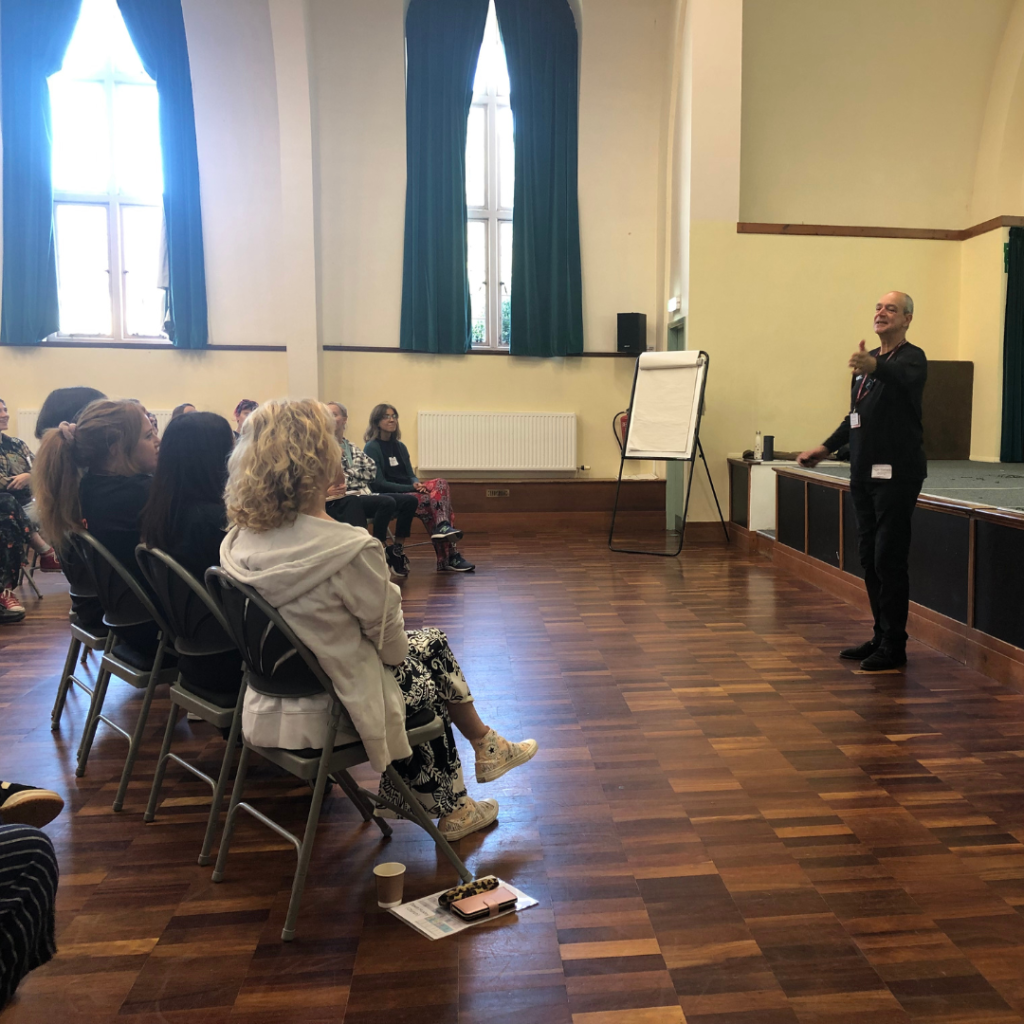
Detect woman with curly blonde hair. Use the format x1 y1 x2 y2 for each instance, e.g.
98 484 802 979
220 400 536 840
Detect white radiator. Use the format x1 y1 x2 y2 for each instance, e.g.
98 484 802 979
417 412 577 473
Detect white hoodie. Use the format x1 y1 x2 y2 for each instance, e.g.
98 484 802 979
219 514 412 772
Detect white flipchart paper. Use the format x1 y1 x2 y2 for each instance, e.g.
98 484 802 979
624 350 705 460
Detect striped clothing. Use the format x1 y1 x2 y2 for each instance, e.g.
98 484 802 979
0 825 58 1009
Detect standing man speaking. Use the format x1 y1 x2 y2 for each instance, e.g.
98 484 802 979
797 292 927 671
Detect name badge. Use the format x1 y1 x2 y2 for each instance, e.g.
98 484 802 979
389 456 399 467
870 464 892 480
849 412 861 429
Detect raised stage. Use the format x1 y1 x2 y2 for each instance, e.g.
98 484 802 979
730 459 1024 690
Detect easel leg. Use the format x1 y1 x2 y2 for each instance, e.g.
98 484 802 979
697 438 730 543
607 450 628 546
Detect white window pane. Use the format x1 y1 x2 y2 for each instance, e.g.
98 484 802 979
49 78 110 194
468 220 488 346
498 105 514 210
499 221 512 347
55 204 111 335
466 106 486 209
121 206 165 337
473 1 509 98
60 0 150 81
114 84 163 198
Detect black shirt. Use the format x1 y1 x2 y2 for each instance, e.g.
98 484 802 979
378 439 413 485
823 341 928 482
164 502 227 583
79 473 152 581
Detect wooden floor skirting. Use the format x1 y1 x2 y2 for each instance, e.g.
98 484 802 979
755 527 1024 692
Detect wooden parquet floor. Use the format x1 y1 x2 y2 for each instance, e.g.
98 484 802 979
4 527 1024 1023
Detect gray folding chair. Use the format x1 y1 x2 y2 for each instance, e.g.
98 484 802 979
205 567 474 941
74 530 178 812
135 546 245 865
51 537 109 731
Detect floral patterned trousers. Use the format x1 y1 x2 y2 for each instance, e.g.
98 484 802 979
0 494 30 591
413 478 457 568
378 627 472 817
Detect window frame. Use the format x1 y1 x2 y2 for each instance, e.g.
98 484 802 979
47 13 167 345
467 5 512 352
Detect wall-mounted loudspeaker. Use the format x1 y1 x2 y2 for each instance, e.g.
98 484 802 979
617 312 647 353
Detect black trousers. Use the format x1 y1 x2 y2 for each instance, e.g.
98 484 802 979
326 494 418 543
850 476 922 650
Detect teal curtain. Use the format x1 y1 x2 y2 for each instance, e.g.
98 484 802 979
0 0 82 347
1002 226 1024 461
400 0 488 353
496 0 583 357
118 0 208 349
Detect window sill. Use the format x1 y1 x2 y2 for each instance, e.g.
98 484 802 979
35 339 286 352
322 345 637 358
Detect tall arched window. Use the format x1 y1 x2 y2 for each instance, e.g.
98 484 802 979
466 1 513 350
48 0 165 340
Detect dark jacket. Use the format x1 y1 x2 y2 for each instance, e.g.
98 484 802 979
363 438 418 494
79 473 151 582
823 341 928 482
163 502 227 583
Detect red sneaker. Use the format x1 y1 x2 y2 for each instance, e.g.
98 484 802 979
37 550 61 573
0 589 25 614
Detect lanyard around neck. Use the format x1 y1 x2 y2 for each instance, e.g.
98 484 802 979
854 340 906 406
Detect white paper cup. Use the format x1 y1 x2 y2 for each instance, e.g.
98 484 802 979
373 861 406 908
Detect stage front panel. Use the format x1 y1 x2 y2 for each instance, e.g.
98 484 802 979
908 507 969 623
807 483 840 567
975 520 1024 649
777 475 805 551
730 461 748 528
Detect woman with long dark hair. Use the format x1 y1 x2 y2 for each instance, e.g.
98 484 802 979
140 412 241 698
363 404 474 573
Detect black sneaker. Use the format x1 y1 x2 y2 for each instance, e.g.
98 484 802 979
839 638 880 660
860 647 907 672
385 545 410 578
441 553 475 573
0 782 64 828
431 522 464 542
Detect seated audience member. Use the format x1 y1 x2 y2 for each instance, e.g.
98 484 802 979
363 404 474 573
325 402 417 578
233 399 258 439
171 403 196 420
34 399 161 654
0 782 62 1011
127 399 159 434
0 400 61 573
140 412 242 700
0 499 30 621
33 387 107 631
220 400 535 838
34 387 106 439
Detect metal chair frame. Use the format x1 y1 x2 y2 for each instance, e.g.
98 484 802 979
73 531 178 812
135 546 246 866
51 539 110 731
205 567 474 941
19 548 42 600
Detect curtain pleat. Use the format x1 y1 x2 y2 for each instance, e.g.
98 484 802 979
117 0 208 349
400 0 489 354
495 0 583 357
1002 226 1024 461
0 0 83 347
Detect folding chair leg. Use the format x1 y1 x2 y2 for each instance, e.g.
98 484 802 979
51 636 82 731
198 702 244 867
281 752 334 941
384 765 473 883
212 743 252 883
144 696 182 822
113 656 165 812
332 770 392 837
20 565 42 600
76 661 113 777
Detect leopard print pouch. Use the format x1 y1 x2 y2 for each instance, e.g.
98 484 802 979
437 875 499 908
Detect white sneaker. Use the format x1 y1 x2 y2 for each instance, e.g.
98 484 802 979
438 796 499 840
473 728 538 783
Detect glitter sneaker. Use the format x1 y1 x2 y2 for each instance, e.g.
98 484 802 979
473 728 538 783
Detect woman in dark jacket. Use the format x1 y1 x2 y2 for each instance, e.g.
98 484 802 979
363 404 474 573
140 412 242 700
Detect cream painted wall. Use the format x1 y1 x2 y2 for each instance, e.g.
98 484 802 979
322 351 648 478
182 0 285 346
683 222 963 521
741 0 1013 229
959 229 1009 459
0 348 288 438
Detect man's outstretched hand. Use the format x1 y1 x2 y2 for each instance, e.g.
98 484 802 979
796 444 830 468
849 340 877 375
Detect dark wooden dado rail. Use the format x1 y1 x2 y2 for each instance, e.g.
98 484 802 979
738 214 1024 242
762 466 1024 690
